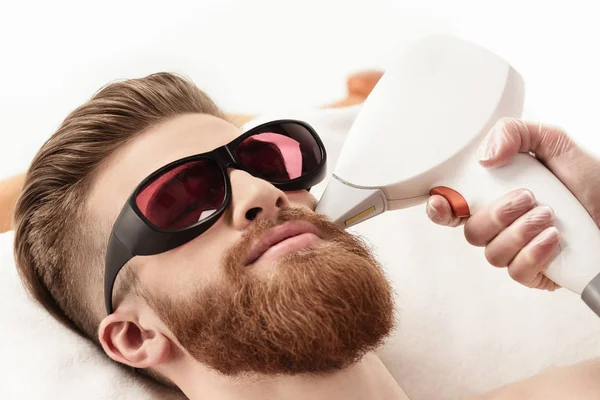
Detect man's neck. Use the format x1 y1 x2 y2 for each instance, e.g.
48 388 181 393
178 352 408 400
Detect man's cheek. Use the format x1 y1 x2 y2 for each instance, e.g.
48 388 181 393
285 190 317 211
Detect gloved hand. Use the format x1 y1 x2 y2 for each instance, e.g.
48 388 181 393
426 117 600 290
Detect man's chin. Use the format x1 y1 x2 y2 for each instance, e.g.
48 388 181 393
208 242 394 376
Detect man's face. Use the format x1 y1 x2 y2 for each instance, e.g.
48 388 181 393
90 113 394 376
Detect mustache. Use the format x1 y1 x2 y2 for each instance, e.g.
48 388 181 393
222 206 345 270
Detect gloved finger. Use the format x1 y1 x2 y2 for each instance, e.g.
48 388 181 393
483 205 555 268
506 226 561 288
464 188 536 247
426 195 466 227
478 118 575 168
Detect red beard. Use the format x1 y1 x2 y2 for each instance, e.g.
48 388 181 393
145 207 395 376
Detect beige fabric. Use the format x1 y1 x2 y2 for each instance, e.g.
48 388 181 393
0 173 25 233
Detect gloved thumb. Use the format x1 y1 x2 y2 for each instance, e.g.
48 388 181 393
477 118 576 168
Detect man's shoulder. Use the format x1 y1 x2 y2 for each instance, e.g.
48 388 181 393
468 357 600 400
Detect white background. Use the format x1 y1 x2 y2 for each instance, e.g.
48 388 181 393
1 0 599 179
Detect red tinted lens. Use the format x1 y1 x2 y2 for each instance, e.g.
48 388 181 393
135 159 225 230
235 123 322 182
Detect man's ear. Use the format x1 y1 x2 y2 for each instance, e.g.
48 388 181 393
98 310 171 369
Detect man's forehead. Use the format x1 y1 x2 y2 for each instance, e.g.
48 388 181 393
87 113 240 222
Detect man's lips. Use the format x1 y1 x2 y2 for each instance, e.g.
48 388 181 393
245 220 323 266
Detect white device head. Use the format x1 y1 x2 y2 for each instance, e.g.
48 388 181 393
314 34 600 316
315 34 524 227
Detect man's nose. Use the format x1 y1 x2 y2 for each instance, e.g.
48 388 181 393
228 169 289 230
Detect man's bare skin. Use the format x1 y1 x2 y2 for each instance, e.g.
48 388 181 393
468 357 600 400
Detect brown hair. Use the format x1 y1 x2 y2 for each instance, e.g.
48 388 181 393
12 72 226 386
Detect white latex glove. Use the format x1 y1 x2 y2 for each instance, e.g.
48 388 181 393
426 117 600 290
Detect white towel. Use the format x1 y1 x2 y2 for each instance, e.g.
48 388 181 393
1 106 599 400
0 230 186 400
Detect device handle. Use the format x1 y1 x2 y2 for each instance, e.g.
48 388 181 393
435 151 600 313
